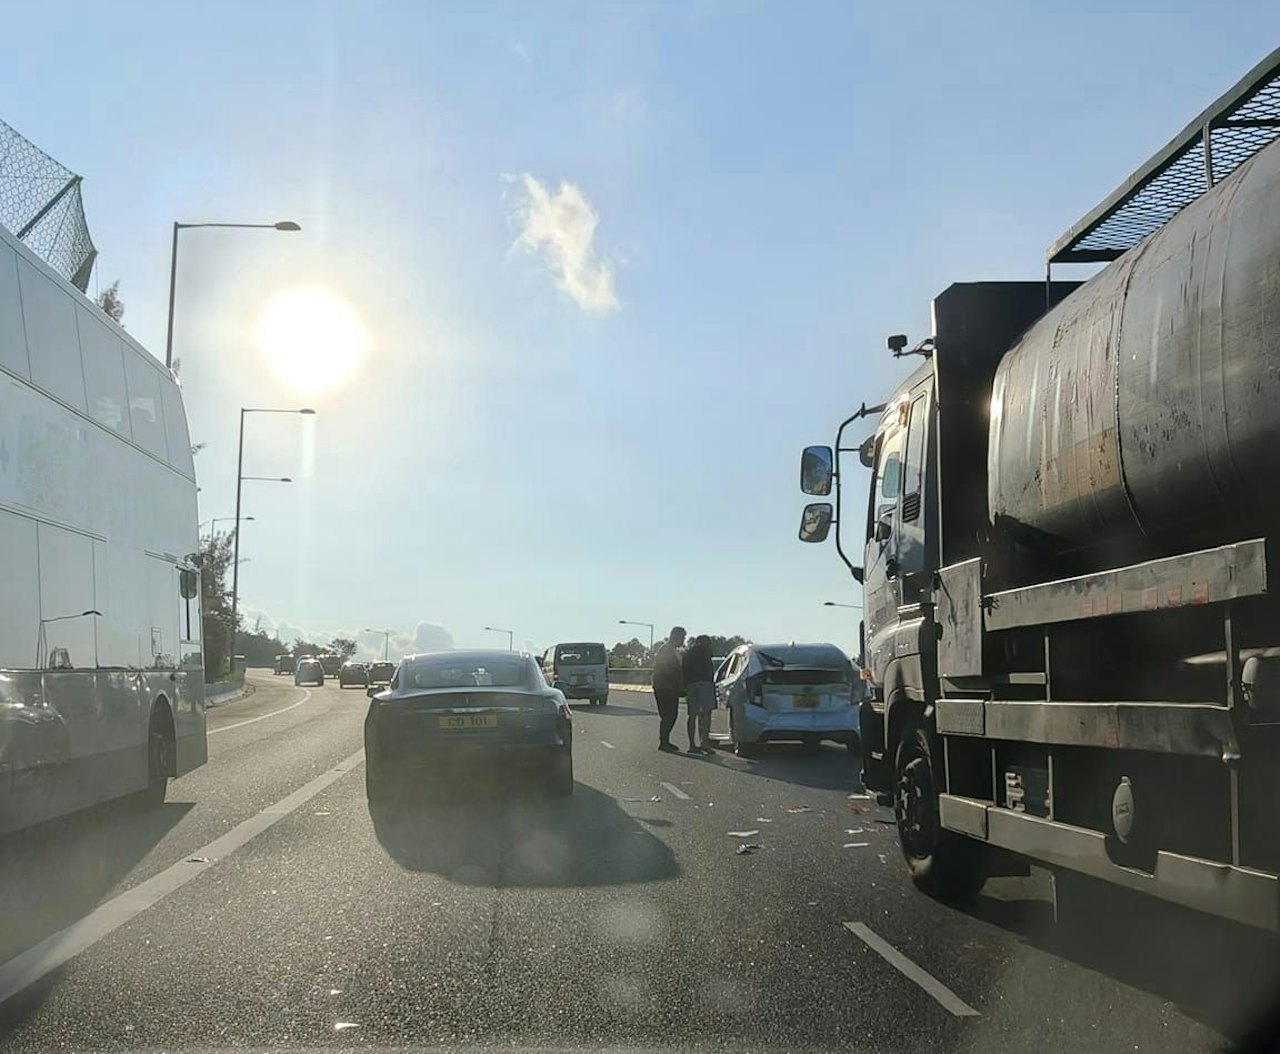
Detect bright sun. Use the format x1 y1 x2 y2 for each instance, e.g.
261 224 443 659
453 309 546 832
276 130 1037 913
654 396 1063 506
253 286 369 396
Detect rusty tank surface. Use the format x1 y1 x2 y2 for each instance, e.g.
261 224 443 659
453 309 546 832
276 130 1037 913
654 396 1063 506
988 135 1280 557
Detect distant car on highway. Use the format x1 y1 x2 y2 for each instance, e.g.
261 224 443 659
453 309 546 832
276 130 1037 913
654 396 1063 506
294 658 325 687
715 642 859 757
274 654 297 676
364 650 573 802
318 654 343 679
339 661 370 689
367 661 396 685
544 641 609 707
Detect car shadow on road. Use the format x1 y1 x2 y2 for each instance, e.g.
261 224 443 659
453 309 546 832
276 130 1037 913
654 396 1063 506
712 742 864 792
582 704 653 717
369 778 679 888
961 872 1280 1048
0 798 193 964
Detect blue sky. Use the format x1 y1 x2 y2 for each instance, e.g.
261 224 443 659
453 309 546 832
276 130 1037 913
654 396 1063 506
4 2 1278 659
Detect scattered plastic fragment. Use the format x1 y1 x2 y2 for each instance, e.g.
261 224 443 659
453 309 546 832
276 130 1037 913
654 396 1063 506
622 795 662 802
878 854 888 863
847 804 872 814
755 817 773 823
314 811 331 816
329 989 342 996
735 843 762 855
847 793 871 800
334 1022 360 1031
324 935 333 941
728 830 760 838
843 842 869 849
186 857 211 864
845 828 865 835
785 805 812 814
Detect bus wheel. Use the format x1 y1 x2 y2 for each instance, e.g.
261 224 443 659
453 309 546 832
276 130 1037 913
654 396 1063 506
894 723 980 901
142 707 174 807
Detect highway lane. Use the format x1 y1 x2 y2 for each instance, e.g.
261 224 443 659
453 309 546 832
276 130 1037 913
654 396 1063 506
0 674 1265 1051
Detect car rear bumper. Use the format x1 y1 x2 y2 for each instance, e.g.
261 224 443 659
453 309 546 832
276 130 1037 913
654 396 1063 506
736 704 860 744
561 685 607 699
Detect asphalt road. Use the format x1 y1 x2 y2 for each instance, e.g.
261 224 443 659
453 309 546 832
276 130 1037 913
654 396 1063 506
0 671 1276 1052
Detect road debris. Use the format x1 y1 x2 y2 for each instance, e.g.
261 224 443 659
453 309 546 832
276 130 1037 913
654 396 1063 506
735 843 763 855
622 795 662 803
728 830 760 838
755 817 774 823
186 857 211 864
785 805 812 814
334 1022 360 1031
843 842 869 849
845 828 865 835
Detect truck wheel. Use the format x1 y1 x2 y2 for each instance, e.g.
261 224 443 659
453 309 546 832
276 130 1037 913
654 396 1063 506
141 708 174 808
894 724 980 901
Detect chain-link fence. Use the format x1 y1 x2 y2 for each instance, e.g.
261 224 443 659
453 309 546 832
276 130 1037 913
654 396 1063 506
0 118 96 291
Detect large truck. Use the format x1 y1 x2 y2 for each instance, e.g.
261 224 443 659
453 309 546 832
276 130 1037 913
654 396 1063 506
0 209 206 836
798 48 1280 931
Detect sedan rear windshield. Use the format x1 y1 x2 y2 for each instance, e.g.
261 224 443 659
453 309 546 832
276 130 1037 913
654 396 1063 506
762 667 850 685
405 658 531 689
556 644 605 665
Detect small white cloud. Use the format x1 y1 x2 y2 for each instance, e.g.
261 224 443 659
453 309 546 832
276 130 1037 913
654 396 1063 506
509 174 619 313
610 89 648 124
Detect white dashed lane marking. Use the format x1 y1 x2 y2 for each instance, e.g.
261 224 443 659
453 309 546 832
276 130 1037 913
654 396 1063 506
843 922 979 1017
660 781 691 801
600 741 615 750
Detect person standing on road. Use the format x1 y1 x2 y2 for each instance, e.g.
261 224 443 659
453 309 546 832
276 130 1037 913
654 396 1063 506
651 626 686 753
682 634 716 754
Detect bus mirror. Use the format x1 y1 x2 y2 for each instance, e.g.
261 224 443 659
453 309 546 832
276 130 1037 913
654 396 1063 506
799 502 834 543
859 434 876 469
852 566 864 584
179 568 198 599
800 446 833 496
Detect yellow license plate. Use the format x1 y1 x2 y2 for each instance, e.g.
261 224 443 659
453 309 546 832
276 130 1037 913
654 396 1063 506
438 713 498 730
794 693 819 708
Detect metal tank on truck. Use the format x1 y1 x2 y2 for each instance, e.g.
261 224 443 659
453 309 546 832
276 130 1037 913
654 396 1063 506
796 47 1280 931
989 124 1280 569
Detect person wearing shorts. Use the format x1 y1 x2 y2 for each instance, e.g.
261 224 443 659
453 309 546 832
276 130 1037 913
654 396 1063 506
682 634 716 754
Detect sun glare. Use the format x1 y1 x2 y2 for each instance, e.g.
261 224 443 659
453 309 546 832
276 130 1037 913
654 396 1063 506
253 286 369 396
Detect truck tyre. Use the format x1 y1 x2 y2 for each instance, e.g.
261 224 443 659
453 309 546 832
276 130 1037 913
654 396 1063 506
141 706 174 808
894 723 981 901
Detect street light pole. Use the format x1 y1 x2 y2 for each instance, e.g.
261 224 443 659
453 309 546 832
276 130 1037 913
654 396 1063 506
164 219 301 370
484 626 514 650
618 619 655 662
364 628 392 661
229 407 314 666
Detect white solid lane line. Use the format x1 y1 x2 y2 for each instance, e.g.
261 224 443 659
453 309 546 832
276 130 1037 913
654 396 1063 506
843 922 979 1018
208 688 312 736
0 748 365 1006
600 741 616 749
660 781 691 801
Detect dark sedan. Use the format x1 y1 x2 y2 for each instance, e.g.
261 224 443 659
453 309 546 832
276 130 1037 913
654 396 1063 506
364 650 573 802
339 661 369 688
367 660 396 685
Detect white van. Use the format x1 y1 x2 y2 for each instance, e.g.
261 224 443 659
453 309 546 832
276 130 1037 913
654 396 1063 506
544 642 609 707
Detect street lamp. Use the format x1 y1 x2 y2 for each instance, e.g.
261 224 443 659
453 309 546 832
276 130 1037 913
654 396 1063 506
37 609 102 668
823 601 863 609
202 515 254 537
364 628 392 661
484 626 514 650
618 619 655 662
230 407 315 658
165 219 301 369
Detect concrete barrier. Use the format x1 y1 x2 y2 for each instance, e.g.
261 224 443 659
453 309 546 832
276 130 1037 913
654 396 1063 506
205 671 247 707
608 667 652 685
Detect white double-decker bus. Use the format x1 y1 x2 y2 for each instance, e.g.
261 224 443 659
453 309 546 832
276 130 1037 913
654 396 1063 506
0 221 206 837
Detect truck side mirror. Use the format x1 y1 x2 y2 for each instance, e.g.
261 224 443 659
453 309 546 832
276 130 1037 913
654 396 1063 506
799 502 834 543
874 519 892 543
852 566 864 584
800 446 834 496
